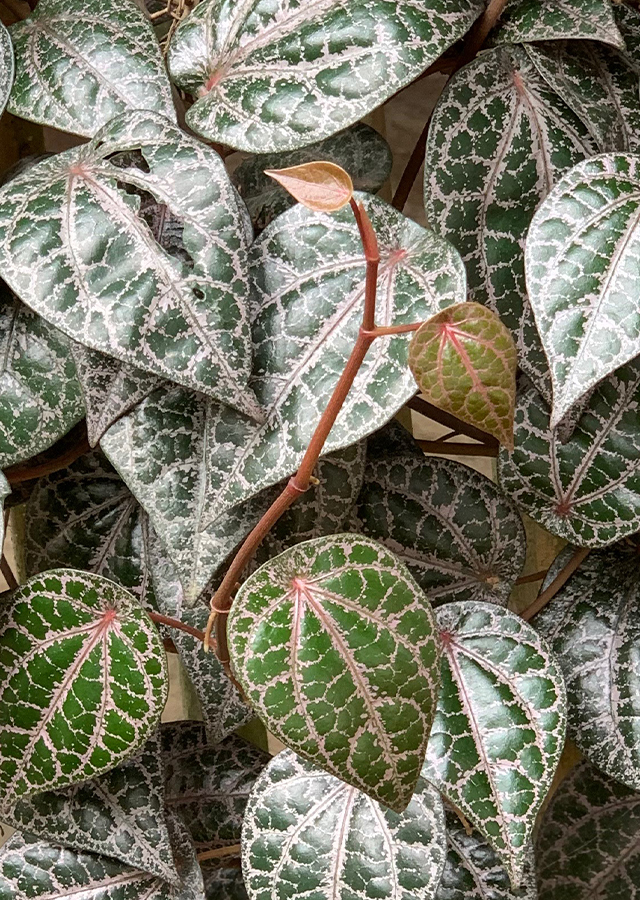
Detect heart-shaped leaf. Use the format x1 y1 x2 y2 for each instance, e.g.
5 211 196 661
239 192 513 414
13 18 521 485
265 162 353 212
498 364 640 546
243 749 446 900
0 289 84 468
536 760 640 899
228 534 441 811
494 0 625 46
354 423 526 606
8 0 176 137
232 124 392 231
534 545 640 790
25 452 157 610
423 601 566 886
0 110 258 418
526 153 640 428
0 570 168 802
425 44 595 400
437 807 536 900
166 0 484 152
409 302 517 449
0 731 178 883
0 21 13 118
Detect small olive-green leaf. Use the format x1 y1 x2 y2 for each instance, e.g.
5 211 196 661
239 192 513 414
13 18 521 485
423 601 566 887
8 0 176 137
409 302 517 449
166 0 484 152
0 21 14 118
494 0 625 46
0 570 168 802
228 534 441 812
243 750 447 900
265 162 353 212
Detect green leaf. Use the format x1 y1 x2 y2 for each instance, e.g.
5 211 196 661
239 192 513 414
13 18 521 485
204 868 247 900
0 110 259 418
425 44 596 400
166 0 484 152
0 731 178 883
0 289 84 469
0 570 168 802
243 749 446 900
0 811 205 899
228 534 441 811
0 21 13 118
232 124 392 231
536 760 640 899
25 452 158 610
498 364 640 545
423 601 566 887
409 302 517 449
525 152 640 428
354 423 526 607
101 193 466 550
493 0 625 45
7 0 176 137
437 808 536 900
614 1 640 73
534 545 640 790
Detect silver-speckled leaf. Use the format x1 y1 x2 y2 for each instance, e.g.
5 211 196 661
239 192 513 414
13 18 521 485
232 124 392 230
437 808 536 900
494 0 624 45
204 868 247 900
534 545 640 790
615 1 640 73
423 601 566 887
0 110 258 418
526 153 640 428
25 452 157 610
498 366 640 545
0 290 84 468
0 473 8 551
0 570 168 802
354 432 526 606
0 812 205 899
0 21 13 118
0 732 178 884
167 0 484 152
8 0 176 137
536 760 640 900
425 44 595 400
243 750 446 900
228 534 441 811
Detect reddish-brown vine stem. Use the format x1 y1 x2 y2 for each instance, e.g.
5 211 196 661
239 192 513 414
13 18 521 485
520 547 591 622
416 440 498 458
149 611 206 643
5 431 91 486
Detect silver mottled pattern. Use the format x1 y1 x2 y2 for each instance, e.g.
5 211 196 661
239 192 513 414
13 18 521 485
0 20 13 118
494 0 624 46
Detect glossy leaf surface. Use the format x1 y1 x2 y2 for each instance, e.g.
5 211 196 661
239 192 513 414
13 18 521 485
167 0 483 152
8 0 176 137
228 534 441 811
0 110 257 417
423 601 566 886
498 366 640 545
409 302 517 449
494 0 624 45
0 21 13 118
0 570 168 801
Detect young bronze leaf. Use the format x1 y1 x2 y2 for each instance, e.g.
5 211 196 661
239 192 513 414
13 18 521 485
0 570 168 802
227 534 441 812
409 303 517 449
265 162 353 212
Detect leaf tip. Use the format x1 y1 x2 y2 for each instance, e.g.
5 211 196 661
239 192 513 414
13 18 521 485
265 161 353 212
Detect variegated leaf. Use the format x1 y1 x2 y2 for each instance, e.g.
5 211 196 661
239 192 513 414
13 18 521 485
8 0 176 137
615 1 640 73
0 570 168 802
0 473 8 550
526 153 640 428
0 732 177 883
423 601 566 886
534 545 640 790
354 423 527 607
25 452 157 610
0 812 205 899
232 124 392 231
494 0 625 46
498 364 640 545
425 44 596 400
437 808 536 900
102 193 466 550
0 288 84 469
243 750 446 900
0 110 258 418
166 0 484 152
0 21 13 118
228 534 441 811
204 868 247 900
536 760 640 899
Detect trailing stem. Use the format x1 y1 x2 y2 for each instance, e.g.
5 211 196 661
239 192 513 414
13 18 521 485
520 547 591 621
148 611 205 643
